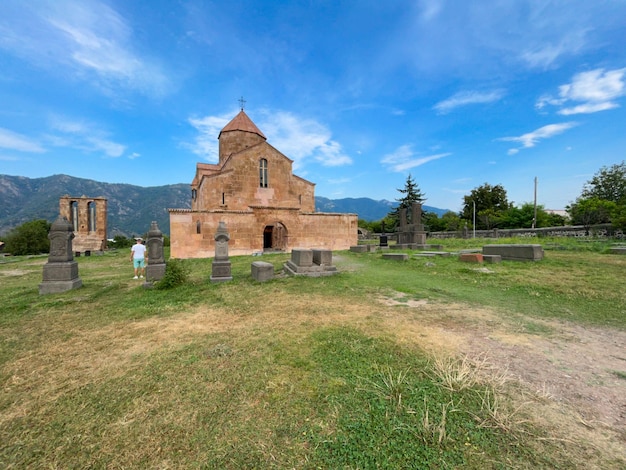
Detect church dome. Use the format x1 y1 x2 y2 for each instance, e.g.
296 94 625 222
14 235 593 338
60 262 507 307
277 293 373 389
219 110 266 140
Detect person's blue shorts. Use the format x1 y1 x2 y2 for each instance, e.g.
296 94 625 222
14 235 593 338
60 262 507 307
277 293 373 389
133 258 145 268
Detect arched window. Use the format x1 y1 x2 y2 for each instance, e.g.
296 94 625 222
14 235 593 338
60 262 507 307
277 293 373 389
259 158 268 188
196 220 202 234
88 201 96 232
70 201 78 232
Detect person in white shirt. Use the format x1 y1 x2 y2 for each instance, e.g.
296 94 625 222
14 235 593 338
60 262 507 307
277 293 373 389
130 237 147 279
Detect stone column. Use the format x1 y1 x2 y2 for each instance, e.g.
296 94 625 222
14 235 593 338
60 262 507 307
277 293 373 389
210 221 233 282
39 216 82 294
399 208 407 229
145 221 166 282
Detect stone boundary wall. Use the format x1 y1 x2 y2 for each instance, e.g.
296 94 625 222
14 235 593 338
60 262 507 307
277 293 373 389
428 224 624 240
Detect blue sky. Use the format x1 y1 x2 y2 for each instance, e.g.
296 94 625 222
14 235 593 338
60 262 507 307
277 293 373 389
1 0 625 212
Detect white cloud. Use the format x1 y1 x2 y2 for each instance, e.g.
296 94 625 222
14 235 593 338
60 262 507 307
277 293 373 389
187 112 234 162
498 122 577 154
0 0 169 96
520 31 588 69
187 110 353 168
559 102 619 115
48 116 126 158
0 128 45 153
261 111 352 168
433 89 504 114
536 68 626 115
381 144 449 172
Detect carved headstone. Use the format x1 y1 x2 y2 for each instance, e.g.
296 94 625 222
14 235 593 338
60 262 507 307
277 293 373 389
145 221 166 282
210 221 232 282
39 216 83 294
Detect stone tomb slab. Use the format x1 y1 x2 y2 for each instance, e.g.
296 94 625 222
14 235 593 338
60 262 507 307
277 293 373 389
291 248 313 266
284 248 338 277
482 244 544 261
609 247 626 255
459 253 483 263
382 253 409 261
350 245 367 253
420 251 451 257
312 249 333 266
252 261 274 282
482 254 502 264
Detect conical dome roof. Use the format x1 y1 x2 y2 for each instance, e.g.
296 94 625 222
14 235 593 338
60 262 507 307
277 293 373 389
219 110 266 140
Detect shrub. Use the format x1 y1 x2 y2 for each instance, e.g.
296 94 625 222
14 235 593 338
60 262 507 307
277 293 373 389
110 235 134 249
4 219 51 255
155 258 189 289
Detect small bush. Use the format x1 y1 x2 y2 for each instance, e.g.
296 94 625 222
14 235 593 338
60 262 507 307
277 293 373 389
155 258 189 289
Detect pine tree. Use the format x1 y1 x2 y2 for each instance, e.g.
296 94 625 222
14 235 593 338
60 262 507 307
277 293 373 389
386 174 426 228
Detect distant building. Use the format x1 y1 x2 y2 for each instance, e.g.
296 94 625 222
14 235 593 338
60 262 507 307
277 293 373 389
545 209 568 218
169 110 357 258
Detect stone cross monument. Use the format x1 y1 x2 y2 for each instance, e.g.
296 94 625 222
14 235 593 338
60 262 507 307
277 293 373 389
145 221 166 283
39 216 83 294
210 221 233 282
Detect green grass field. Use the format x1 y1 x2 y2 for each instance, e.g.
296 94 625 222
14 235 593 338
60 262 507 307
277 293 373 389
1 237 625 468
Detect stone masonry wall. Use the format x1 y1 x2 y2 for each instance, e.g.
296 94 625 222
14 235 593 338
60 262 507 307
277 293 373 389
169 209 358 259
196 143 315 213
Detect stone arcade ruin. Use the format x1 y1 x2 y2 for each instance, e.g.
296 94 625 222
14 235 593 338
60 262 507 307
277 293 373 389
59 195 107 254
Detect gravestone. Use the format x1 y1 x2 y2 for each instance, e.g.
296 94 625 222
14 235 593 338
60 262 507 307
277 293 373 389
283 248 338 276
210 221 233 282
380 222 388 248
251 261 274 282
396 202 427 246
382 253 409 261
459 253 483 263
145 221 166 282
39 216 83 294
482 244 544 261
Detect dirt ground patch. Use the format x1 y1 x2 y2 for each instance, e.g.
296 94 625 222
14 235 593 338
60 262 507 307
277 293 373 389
376 291 626 461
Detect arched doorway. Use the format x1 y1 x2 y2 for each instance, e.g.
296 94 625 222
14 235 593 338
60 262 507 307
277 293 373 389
263 222 288 252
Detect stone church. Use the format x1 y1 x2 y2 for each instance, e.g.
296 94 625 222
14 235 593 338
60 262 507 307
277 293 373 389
169 110 357 259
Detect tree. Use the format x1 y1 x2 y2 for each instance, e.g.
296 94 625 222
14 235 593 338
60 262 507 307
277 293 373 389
386 174 426 229
423 211 446 232
3 219 51 255
567 197 616 234
499 203 551 229
441 211 462 231
461 183 511 230
581 161 626 205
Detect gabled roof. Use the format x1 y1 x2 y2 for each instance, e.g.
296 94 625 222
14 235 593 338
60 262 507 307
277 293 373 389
218 110 266 140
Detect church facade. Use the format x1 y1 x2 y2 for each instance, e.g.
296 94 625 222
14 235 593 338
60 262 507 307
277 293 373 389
169 110 357 259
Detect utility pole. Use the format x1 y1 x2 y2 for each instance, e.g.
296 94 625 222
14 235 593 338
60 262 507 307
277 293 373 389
532 177 538 229
472 200 476 238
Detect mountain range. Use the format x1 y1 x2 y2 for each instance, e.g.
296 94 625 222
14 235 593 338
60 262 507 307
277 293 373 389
0 174 449 237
